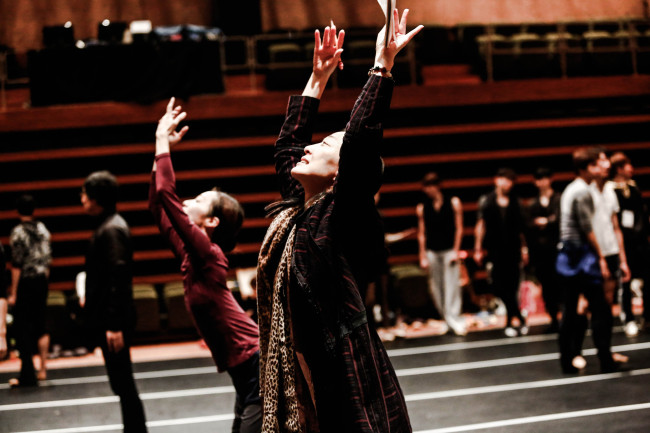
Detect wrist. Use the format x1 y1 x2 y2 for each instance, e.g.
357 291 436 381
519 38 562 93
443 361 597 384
368 66 392 78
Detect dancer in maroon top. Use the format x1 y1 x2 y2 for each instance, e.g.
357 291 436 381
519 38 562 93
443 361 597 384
150 99 261 433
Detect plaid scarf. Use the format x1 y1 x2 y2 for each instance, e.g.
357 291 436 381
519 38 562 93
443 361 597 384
257 205 302 433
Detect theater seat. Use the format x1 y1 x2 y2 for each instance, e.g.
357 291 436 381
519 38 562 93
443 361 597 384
390 264 438 320
133 283 161 333
45 290 69 346
163 281 194 331
265 42 311 90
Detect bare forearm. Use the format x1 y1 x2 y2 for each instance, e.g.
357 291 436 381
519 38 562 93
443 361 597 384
0 298 7 336
302 73 329 100
9 268 21 297
155 134 170 157
474 220 484 251
586 232 604 259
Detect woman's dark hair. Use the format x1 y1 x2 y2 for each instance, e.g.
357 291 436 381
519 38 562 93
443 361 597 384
496 167 517 181
83 171 118 213
534 167 552 180
16 194 36 216
208 189 244 253
421 172 440 186
610 152 630 175
572 147 601 172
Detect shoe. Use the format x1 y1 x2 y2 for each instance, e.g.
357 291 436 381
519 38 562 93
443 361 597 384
504 327 518 337
519 326 529 336
451 325 468 336
572 355 587 370
612 353 629 363
625 321 639 337
8 378 37 388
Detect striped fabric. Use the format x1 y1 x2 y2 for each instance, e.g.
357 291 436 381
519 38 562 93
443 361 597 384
259 75 412 432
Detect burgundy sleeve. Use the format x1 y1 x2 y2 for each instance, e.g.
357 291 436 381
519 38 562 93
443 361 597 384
154 153 213 259
149 170 186 259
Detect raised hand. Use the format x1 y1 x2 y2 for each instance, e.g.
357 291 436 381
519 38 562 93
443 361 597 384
375 9 423 72
156 97 189 148
312 23 345 81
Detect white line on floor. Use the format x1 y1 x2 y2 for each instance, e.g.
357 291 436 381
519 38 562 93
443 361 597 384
387 334 558 357
0 367 217 390
0 385 235 411
396 341 650 376
12 401 650 433
413 402 650 433
12 414 235 433
4 364 649 413
405 367 650 401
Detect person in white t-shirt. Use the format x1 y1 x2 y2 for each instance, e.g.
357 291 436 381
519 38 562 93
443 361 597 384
570 149 631 371
590 150 630 300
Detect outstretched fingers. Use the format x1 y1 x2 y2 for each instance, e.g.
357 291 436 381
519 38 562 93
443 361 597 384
314 29 321 51
398 9 408 34
166 97 175 113
404 24 424 44
323 25 331 48
336 29 345 51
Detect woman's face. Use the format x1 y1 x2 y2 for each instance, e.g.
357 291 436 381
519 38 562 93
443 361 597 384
183 191 218 226
291 131 344 187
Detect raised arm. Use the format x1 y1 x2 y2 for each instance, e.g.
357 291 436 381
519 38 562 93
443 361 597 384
416 203 428 269
336 9 422 199
274 25 345 200
303 24 345 100
153 99 213 259
149 170 185 259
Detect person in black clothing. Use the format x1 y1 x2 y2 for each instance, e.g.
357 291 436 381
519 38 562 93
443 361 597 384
0 242 7 360
525 168 562 333
81 171 147 433
8 195 52 387
609 152 650 335
417 172 466 336
474 168 529 337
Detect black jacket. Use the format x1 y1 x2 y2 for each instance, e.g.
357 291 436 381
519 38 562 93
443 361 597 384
84 212 136 335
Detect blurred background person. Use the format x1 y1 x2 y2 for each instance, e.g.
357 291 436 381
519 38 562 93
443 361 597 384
590 149 630 308
608 152 649 336
474 168 529 337
556 147 618 374
0 241 7 360
417 172 466 336
525 167 562 333
7 194 51 387
81 171 148 432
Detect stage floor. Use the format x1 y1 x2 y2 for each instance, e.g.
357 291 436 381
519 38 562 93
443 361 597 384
1 323 649 433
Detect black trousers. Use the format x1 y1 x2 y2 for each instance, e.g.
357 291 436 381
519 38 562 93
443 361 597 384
490 257 524 325
99 332 148 433
622 244 649 323
227 351 262 433
558 274 614 371
14 275 49 386
532 252 561 325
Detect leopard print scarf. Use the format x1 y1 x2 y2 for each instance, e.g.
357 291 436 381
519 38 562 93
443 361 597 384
257 205 302 433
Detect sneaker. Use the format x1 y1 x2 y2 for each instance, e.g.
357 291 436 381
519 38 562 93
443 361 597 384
519 326 529 336
450 324 468 336
625 321 639 337
572 355 587 370
504 326 518 337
